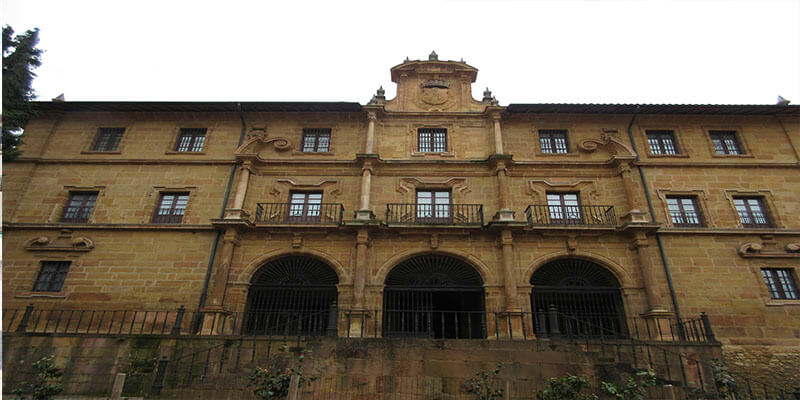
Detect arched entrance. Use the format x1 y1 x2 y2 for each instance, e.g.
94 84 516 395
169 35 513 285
383 254 485 339
531 258 626 337
244 256 338 335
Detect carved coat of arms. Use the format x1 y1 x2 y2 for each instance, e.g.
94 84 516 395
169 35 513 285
421 87 449 105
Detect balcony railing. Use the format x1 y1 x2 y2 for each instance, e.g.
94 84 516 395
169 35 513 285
254 203 344 225
385 203 484 226
525 204 616 226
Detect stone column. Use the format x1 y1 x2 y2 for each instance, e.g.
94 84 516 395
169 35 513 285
356 161 375 220
494 159 515 221
617 160 649 223
224 162 252 220
365 111 376 153
633 231 668 314
206 229 239 308
353 229 369 308
500 230 518 311
492 113 504 155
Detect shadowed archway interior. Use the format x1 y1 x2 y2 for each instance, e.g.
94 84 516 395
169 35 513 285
531 258 627 337
244 256 338 335
383 254 485 339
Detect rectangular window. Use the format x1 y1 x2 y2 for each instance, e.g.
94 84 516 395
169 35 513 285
709 130 742 155
646 130 679 155
761 269 799 299
546 193 583 224
733 197 771 228
152 192 190 223
666 196 704 227
539 129 569 154
61 192 99 223
301 128 331 152
32 261 71 292
418 128 447 152
416 190 451 221
288 192 323 220
174 128 207 152
91 127 125 151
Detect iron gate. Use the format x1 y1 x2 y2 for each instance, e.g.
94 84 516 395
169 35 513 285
244 256 338 336
531 258 627 337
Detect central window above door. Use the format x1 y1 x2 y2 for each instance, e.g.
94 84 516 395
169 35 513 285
547 193 583 224
417 190 451 223
289 192 322 221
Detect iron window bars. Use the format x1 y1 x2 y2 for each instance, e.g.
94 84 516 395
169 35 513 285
546 193 582 224
32 261 71 292
733 197 771 228
646 130 679 155
709 130 742 155
301 128 331 152
152 193 190 223
174 128 207 152
761 269 799 299
61 192 99 223
418 128 447 152
539 129 569 154
666 196 705 227
91 127 125 152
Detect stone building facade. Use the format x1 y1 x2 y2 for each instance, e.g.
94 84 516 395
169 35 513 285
3 54 799 388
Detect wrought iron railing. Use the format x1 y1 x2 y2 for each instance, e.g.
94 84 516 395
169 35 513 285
385 203 484 225
254 203 344 225
525 204 616 226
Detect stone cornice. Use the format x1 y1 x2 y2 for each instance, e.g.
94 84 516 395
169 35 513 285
12 158 237 165
657 228 800 235
3 222 216 231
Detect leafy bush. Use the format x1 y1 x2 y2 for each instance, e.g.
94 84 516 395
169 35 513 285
249 346 315 400
600 370 657 400
466 362 505 400
535 374 598 400
10 355 64 400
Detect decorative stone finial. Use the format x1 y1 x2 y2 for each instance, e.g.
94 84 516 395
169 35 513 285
377 86 385 97
460 58 465 63
483 87 493 101
429 50 438 61
368 85 386 105
404 56 410 62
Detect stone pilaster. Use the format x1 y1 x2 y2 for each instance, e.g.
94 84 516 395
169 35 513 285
353 229 369 308
632 231 670 316
224 162 252 220
204 228 240 309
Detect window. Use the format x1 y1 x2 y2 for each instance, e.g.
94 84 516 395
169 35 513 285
152 192 190 223
418 128 447 152
301 128 331 152
32 261 71 292
761 269 799 299
733 197 771 228
416 190 451 222
174 128 207 152
709 130 742 155
646 130 679 155
546 193 582 223
288 192 322 221
539 129 569 154
91 127 125 151
61 192 99 223
666 196 705 227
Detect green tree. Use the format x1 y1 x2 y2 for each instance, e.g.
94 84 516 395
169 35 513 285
3 25 43 161
10 355 64 400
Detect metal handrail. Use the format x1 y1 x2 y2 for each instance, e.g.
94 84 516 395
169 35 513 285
385 203 484 225
254 203 344 225
525 204 616 226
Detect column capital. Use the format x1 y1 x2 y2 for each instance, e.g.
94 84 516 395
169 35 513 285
367 111 377 121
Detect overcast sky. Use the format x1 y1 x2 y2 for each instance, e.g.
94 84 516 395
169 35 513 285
3 0 799 105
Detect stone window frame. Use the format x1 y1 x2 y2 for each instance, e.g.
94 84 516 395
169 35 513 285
409 123 456 158
165 124 216 155
60 191 100 224
723 189 783 229
15 255 84 299
655 189 713 228
144 186 198 224
397 177 470 204
81 125 130 154
526 179 599 207
638 126 690 158
754 264 800 306
532 125 579 157
51 186 107 224
292 124 339 156
702 126 754 158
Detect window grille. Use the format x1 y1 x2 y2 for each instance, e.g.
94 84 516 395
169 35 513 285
416 190 451 222
733 197 771 228
646 130 679 155
546 193 582 224
301 128 331 152
418 128 447 152
666 196 705 227
174 128 207 152
539 129 569 154
91 127 125 151
61 192 99 223
152 192 190 223
33 261 71 292
761 269 799 299
288 192 323 221
709 130 742 155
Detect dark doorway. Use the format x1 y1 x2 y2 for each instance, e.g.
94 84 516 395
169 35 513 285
244 256 338 335
383 254 485 339
531 258 627 337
